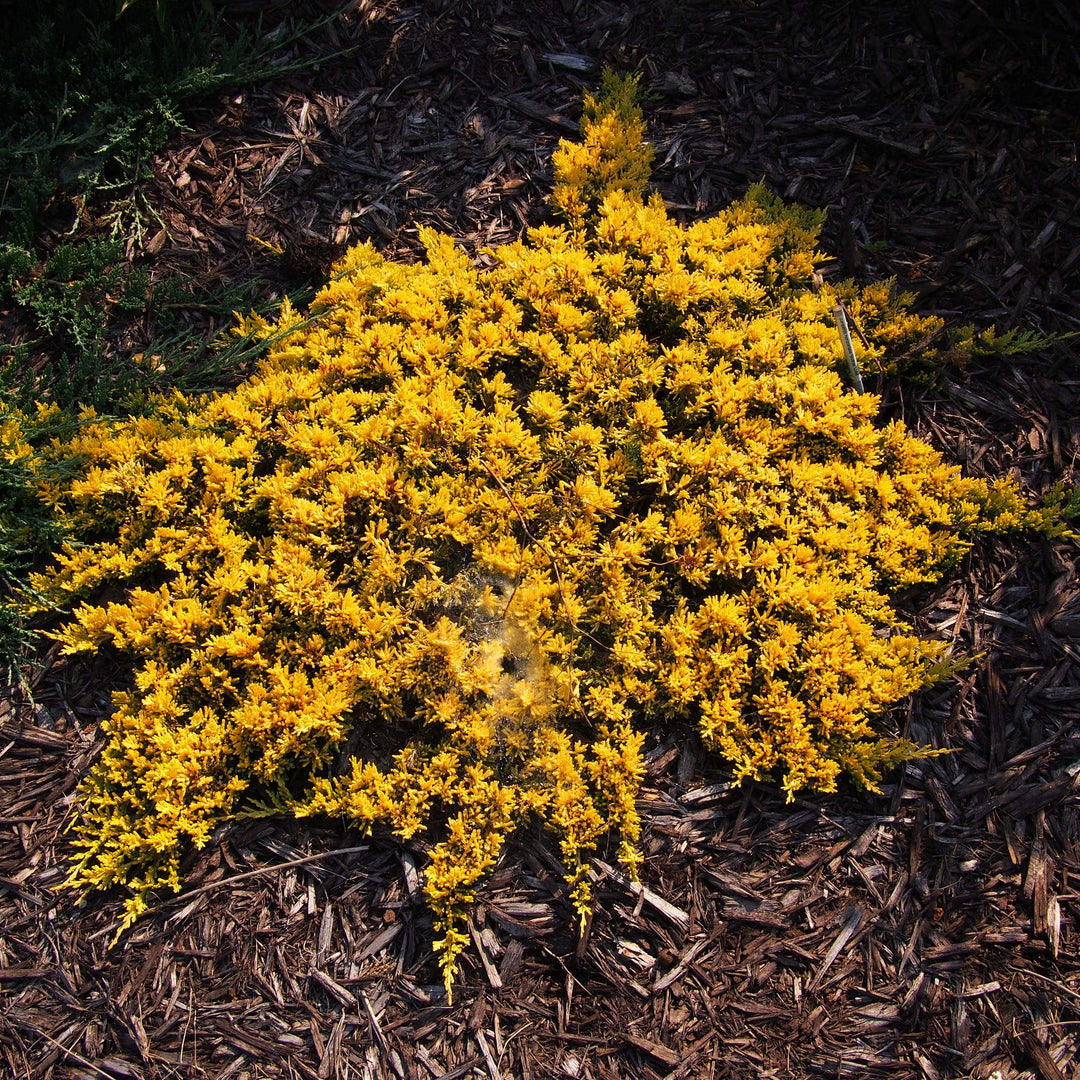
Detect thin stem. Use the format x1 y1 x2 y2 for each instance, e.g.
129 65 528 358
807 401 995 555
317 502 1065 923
476 458 611 658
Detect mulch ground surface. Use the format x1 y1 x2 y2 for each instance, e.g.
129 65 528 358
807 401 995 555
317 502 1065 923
3 1 1080 1077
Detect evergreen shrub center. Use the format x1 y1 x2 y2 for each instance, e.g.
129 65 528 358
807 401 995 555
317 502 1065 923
31 73 1056 992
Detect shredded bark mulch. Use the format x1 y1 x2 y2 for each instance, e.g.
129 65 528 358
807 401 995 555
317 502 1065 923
3 2 1079 1078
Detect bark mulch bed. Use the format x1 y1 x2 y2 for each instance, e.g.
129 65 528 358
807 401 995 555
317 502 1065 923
3 1 1079 1077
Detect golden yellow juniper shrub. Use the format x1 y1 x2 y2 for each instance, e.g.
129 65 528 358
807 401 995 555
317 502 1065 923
27 73 1062 994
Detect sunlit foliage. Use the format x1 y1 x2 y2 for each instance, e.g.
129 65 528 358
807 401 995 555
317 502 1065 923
29 73 1059 994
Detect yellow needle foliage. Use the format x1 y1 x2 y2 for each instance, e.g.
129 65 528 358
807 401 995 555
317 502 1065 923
29 72 1059 994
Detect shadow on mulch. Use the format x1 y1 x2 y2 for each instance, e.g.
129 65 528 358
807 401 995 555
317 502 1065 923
2 1 1079 1078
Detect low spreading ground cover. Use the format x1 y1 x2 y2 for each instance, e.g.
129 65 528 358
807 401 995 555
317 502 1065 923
21 73 1068 993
